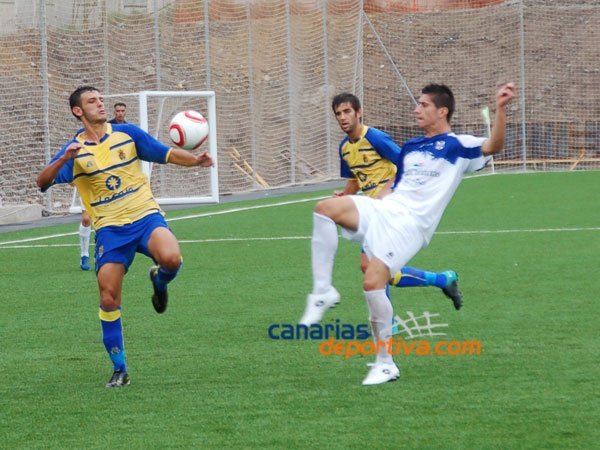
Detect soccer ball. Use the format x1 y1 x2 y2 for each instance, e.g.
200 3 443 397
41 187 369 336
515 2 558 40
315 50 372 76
168 110 209 150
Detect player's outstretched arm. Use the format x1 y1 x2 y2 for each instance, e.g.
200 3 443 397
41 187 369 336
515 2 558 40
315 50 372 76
482 82 516 156
167 148 214 168
36 143 82 190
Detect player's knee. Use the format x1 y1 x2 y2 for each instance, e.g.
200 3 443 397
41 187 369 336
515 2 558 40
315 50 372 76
315 197 348 221
363 279 377 292
99 292 120 311
161 253 183 271
314 198 334 217
363 274 387 292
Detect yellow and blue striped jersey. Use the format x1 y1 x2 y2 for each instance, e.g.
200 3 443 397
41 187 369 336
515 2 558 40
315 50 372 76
45 123 172 230
339 126 402 198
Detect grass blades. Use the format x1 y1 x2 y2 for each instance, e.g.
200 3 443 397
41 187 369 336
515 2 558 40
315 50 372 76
0 171 599 449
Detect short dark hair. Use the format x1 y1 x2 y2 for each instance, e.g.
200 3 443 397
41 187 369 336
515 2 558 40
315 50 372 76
422 84 455 122
114 102 126 109
331 92 361 113
69 85 99 120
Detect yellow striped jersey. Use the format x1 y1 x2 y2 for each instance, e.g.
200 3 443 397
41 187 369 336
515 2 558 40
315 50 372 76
45 123 172 229
339 126 402 198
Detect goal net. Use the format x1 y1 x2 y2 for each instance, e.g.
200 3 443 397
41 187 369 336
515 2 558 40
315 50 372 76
69 90 219 213
0 1 598 216
359 0 600 173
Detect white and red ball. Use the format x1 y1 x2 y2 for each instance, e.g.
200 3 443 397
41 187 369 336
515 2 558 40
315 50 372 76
168 110 209 150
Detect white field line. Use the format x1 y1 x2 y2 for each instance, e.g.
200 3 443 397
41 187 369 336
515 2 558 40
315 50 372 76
0 196 328 247
436 227 600 235
1 228 599 250
0 194 598 249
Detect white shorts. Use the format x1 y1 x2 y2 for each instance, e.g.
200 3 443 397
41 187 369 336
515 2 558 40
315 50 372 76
341 195 427 274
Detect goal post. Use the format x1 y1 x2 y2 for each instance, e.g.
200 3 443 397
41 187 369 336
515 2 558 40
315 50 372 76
69 90 219 213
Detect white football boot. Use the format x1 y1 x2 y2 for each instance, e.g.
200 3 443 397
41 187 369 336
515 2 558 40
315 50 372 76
362 361 400 386
299 287 340 326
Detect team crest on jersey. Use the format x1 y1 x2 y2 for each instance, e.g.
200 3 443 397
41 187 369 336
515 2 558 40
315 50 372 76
435 140 445 151
118 149 126 161
86 161 94 168
105 175 122 191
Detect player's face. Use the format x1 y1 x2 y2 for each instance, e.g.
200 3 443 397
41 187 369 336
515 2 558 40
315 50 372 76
334 102 362 136
414 94 447 130
114 106 126 122
77 90 107 124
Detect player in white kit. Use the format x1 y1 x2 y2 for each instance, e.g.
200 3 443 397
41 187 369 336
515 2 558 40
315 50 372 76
301 82 516 385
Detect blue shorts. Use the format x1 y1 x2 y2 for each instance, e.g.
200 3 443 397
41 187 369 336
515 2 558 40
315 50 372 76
94 212 170 273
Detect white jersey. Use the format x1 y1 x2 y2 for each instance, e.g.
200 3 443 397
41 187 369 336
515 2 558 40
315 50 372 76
387 132 490 242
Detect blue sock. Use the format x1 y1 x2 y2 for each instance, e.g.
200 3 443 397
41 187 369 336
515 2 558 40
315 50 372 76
391 267 452 288
99 307 127 372
155 259 183 291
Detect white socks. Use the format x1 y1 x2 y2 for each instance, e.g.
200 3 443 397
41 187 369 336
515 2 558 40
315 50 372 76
311 213 338 294
364 289 394 364
79 224 91 257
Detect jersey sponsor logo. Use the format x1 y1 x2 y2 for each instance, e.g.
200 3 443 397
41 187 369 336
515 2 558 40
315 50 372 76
92 185 140 207
403 153 441 183
404 168 441 178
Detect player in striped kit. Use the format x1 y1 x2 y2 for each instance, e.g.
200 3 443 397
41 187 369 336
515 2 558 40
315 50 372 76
37 86 213 388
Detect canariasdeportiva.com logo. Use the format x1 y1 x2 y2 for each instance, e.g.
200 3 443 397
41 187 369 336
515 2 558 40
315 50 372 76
268 312 482 358
268 320 370 340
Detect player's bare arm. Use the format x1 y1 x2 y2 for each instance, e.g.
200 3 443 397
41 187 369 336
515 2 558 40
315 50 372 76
482 82 515 156
167 148 214 167
36 143 83 190
334 179 359 197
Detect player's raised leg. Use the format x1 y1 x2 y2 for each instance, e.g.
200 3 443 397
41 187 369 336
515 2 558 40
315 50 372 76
147 225 183 314
299 196 359 326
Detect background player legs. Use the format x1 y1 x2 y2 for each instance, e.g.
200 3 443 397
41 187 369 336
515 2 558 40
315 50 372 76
360 253 463 310
79 210 92 271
